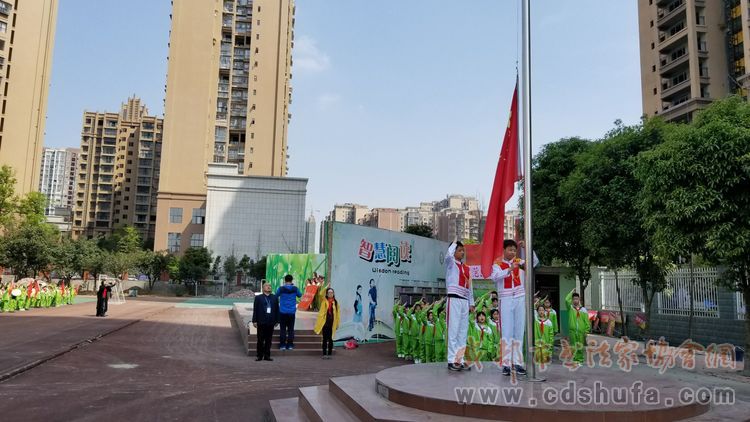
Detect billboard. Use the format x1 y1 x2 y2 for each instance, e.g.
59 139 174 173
328 222 448 341
265 254 327 292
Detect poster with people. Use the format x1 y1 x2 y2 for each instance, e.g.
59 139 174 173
265 254 327 292
327 223 448 342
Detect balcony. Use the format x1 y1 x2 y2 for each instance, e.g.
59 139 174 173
0 1 12 16
220 55 231 70
657 0 686 29
658 26 688 51
661 78 691 100
659 52 689 74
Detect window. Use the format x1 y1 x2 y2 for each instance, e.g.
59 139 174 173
169 207 183 224
190 233 204 247
651 42 655 50
192 208 206 224
0 22 6 34
168 233 181 253
653 88 657 95
650 20 653 27
652 65 656 72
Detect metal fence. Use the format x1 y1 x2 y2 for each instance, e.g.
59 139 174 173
600 270 644 312
656 267 720 318
738 291 747 320
599 267 722 318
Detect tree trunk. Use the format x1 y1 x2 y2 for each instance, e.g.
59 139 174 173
614 269 628 339
643 289 652 340
688 255 695 340
742 269 750 376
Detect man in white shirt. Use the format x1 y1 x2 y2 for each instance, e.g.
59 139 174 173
444 241 474 371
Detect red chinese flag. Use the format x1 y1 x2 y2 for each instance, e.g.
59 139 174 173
480 83 521 278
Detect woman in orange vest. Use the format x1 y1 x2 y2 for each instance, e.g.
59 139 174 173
315 287 340 359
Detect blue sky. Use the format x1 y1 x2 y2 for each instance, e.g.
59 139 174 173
45 0 642 224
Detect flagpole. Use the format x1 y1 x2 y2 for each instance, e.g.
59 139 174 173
521 0 543 382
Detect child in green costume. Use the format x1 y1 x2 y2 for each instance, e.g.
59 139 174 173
434 306 447 362
534 305 554 365
423 310 436 363
544 298 559 334
393 300 404 358
414 301 430 363
565 289 590 364
468 311 498 364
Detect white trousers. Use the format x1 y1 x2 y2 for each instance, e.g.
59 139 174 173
446 296 469 364
500 295 526 367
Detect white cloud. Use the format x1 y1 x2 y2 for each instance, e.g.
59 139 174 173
294 35 331 73
316 93 341 111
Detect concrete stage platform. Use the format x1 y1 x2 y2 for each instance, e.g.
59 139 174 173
268 362 745 421
232 303 327 356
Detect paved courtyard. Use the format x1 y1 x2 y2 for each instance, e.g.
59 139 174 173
1 297 748 421
0 297 403 422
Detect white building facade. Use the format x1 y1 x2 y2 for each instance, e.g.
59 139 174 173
204 164 307 260
38 147 78 216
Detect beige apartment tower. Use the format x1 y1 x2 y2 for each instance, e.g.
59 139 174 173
638 0 750 122
0 0 58 195
155 0 295 254
74 97 163 242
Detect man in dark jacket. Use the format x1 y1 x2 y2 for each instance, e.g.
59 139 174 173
252 283 280 361
95 282 110 317
276 274 302 350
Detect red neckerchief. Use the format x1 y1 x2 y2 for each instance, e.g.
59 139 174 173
498 261 521 289
456 261 471 288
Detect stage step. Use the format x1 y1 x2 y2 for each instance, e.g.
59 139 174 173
328 374 498 422
298 385 359 422
246 328 334 356
269 397 309 422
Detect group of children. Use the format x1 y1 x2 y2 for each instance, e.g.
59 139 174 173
0 281 78 313
392 288 590 366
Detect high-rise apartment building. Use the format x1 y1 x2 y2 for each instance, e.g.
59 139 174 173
325 195 488 242
155 0 295 254
361 208 404 232
327 203 370 225
39 147 79 215
304 213 316 253
0 0 58 195
638 0 749 122
73 97 163 242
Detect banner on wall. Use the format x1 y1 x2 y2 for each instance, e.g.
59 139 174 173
265 254 327 292
328 223 448 342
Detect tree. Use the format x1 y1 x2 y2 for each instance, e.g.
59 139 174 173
99 225 143 253
637 123 703 338
135 250 170 290
637 97 750 374
0 222 58 278
405 224 433 238
211 255 223 280
223 253 238 289
81 244 107 289
73 238 104 291
250 256 267 281
0 165 16 228
17 192 48 226
177 247 212 284
531 137 594 304
564 121 671 338
238 254 252 284
105 251 137 280
52 236 78 285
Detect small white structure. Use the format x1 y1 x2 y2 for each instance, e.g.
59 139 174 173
205 164 308 260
